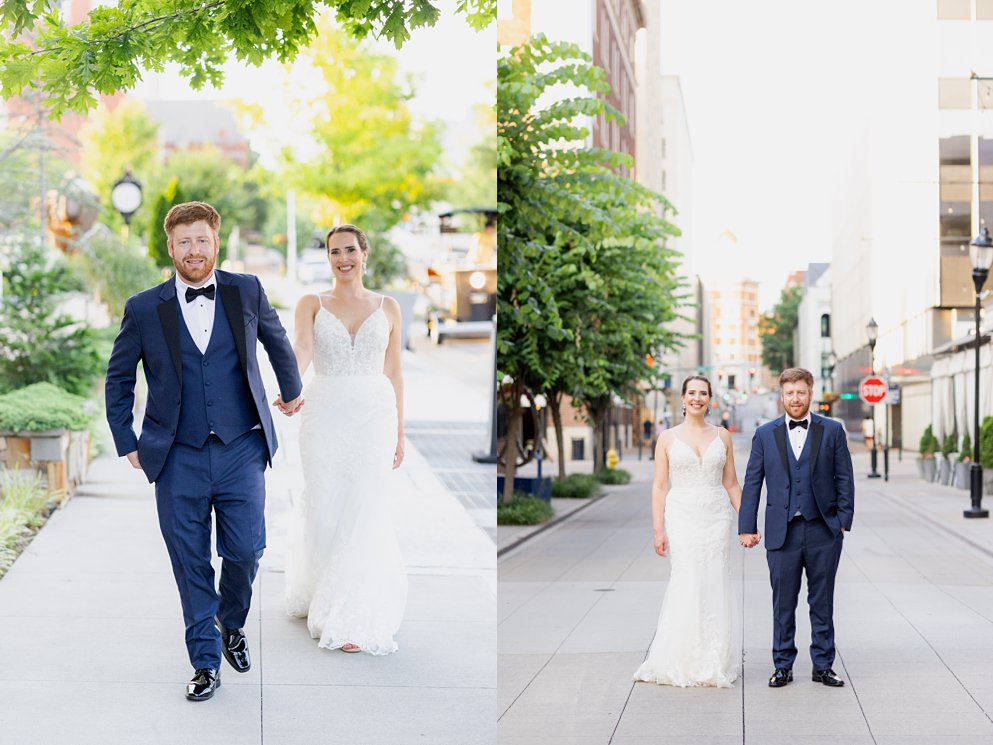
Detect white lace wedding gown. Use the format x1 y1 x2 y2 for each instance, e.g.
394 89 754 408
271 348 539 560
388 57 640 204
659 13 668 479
284 298 407 654
634 434 740 687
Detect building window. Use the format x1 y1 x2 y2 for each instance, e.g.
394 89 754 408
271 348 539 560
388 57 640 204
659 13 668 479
820 313 830 338
938 78 971 109
660 170 667 190
660 137 667 159
938 0 970 19
980 0 993 19
940 135 971 251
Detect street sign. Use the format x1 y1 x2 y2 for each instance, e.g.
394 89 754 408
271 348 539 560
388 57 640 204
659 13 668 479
887 384 901 405
859 376 888 404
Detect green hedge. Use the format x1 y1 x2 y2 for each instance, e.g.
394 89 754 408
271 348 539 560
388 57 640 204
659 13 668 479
960 431 973 463
981 417 993 469
551 473 602 499
0 383 94 432
497 493 555 525
595 467 631 485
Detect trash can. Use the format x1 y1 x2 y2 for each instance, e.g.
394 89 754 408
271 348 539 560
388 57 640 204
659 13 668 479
571 437 585 461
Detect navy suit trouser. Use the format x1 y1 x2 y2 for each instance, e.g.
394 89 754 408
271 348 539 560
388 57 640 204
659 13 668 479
154 429 268 669
766 514 844 670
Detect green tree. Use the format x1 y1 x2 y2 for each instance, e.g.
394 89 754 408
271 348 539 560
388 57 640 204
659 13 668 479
445 99 496 209
497 35 684 494
158 147 263 264
147 178 186 267
78 99 161 233
0 241 103 396
0 1 496 118
263 18 442 232
759 284 803 373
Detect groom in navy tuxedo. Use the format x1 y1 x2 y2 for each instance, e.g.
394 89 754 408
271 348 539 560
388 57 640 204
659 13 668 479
105 202 303 701
739 367 855 689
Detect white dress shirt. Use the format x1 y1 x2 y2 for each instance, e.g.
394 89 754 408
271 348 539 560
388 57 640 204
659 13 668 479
175 272 217 354
786 412 812 460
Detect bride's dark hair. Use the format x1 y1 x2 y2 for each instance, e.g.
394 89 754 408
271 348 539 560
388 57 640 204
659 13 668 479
681 375 712 397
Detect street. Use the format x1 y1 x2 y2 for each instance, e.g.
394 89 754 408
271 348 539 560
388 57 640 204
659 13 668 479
497 436 993 744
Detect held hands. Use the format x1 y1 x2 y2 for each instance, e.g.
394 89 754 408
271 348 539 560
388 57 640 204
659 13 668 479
738 532 761 549
272 393 305 416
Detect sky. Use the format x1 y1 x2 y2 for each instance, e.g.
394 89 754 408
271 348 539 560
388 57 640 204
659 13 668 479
131 0 494 169
658 0 859 311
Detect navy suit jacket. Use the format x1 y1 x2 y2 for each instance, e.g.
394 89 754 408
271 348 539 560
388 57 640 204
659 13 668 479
105 270 303 483
738 414 855 551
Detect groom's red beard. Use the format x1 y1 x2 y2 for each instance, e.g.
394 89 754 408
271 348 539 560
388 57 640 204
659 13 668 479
173 253 217 285
785 400 811 419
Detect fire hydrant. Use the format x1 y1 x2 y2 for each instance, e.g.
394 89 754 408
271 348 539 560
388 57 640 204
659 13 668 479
606 448 619 470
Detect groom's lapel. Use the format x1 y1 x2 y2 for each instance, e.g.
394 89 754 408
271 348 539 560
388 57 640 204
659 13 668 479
156 279 182 385
807 415 824 476
773 420 790 476
217 276 249 377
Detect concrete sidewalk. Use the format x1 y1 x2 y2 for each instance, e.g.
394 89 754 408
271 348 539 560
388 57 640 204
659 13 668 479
0 332 495 744
498 441 993 744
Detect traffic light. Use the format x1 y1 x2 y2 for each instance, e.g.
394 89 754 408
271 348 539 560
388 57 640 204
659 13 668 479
817 401 832 415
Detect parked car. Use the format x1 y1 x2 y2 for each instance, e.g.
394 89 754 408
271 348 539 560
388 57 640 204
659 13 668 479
297 248 331 284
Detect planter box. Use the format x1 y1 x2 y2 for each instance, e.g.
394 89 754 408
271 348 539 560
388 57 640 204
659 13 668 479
0 429 90 504
916 457 925 479
938 456 952 486
497 475 552 501
921 457 937 482
954 462 971 490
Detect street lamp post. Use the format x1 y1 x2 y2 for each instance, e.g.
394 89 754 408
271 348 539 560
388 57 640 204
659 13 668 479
866 318 881 479
966 227 993 518
110 169 142 245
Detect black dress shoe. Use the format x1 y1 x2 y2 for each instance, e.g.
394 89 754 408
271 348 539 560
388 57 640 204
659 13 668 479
215 617 251 673
186 668 220 701
812 668 845 687
768 668 793 687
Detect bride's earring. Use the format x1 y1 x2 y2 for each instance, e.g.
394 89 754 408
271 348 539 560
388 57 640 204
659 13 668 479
681 405 686 416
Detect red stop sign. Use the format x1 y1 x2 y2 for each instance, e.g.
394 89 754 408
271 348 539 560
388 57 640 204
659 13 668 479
859 376 888 404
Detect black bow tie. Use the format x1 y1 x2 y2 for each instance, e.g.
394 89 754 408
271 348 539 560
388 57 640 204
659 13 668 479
185 285 215 303
789 419 808 430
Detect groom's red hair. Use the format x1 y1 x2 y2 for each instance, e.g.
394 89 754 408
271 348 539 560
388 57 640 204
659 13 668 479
164 202 221 237
779 367 814 389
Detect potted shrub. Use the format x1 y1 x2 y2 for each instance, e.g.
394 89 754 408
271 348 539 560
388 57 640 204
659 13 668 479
955 432 972 490
981 416 993 495
919 425 938 482
0 382 95 502
938 434 955 485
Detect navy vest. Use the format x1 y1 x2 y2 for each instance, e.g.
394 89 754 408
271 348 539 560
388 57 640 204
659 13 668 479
174 290 259 447
786 434 819 521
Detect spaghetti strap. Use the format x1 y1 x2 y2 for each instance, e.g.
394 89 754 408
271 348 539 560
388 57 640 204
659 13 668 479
378 294 386 309
315 293 329 313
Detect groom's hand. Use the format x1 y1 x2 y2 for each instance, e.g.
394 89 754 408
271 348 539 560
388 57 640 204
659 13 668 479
125 451 141 470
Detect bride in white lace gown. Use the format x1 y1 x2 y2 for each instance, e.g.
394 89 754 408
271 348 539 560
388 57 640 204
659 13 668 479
634 375 742 687
281 224 407 655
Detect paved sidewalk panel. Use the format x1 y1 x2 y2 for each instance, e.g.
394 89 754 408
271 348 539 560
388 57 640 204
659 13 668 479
498 445 993 744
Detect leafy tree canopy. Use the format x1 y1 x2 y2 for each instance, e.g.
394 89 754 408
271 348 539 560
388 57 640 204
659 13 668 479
0 0 495 119
759 283 803 372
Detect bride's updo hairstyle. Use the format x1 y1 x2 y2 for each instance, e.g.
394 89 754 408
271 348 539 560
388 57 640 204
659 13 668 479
681 375 713 398
326 224 369 253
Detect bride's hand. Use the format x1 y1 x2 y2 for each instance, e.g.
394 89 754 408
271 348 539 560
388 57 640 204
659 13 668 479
393 439 405 470
653 531 668 557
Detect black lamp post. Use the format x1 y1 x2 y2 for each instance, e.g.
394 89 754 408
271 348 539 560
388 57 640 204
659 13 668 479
966 227 993 518
110 169 142 244
866 318 881 478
